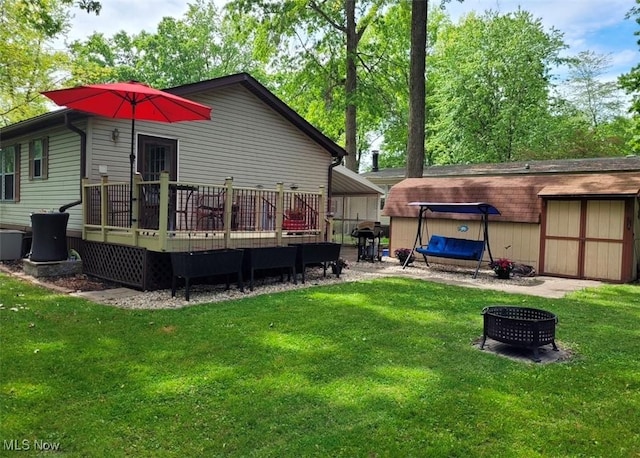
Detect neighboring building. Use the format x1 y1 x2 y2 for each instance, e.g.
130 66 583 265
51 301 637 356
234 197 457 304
363 157 640 222
330 165 384 243
381 156 640 283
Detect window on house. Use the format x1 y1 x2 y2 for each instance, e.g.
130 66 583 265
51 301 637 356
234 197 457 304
29 137 48 180
1 145 17 201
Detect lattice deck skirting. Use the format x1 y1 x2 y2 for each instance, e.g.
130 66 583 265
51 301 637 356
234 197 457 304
81 241 172 290
145 250 173 290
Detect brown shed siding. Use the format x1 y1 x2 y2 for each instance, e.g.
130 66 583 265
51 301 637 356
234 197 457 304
389 218 540 270
385 171 640 282
635 198 640 280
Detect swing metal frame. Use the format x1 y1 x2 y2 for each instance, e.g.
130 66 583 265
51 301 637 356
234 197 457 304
403 202 501 278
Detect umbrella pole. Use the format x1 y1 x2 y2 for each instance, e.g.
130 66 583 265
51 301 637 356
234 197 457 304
129 114 135 227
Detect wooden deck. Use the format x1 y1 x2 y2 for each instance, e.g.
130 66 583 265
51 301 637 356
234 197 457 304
82 172 330 252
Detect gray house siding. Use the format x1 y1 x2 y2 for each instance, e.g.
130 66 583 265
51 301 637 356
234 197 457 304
0 124 84 232
86 117 131 183
88 85 330 191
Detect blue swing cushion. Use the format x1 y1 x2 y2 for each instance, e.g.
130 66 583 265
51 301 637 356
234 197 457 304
416 235 485 261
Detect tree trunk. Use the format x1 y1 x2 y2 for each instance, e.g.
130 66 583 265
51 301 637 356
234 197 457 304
406 0 427 178
344 0 359 172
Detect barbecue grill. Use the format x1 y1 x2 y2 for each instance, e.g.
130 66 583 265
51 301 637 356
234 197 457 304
351 221 383 262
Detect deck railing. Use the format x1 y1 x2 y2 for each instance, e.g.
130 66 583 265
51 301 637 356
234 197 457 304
82 171 329 252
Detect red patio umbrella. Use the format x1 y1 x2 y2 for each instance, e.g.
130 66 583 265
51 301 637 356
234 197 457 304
41 81 212 226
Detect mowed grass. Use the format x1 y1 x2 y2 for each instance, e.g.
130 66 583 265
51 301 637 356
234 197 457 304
1 273 639 457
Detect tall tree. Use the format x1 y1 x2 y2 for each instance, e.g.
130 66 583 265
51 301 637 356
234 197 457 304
565 51 625 128
406 1 463 177
229 0 388 172
428 10 566 164
405 0 427 178
375 5 451 169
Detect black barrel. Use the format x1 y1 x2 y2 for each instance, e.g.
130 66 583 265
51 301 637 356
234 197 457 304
30 212 69 262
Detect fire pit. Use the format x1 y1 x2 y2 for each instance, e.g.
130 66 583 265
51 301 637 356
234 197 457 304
481 306 558 362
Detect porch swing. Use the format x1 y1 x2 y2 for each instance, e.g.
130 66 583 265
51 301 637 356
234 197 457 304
403 202 501 278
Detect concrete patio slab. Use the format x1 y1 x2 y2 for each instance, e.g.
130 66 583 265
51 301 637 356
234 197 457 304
71 288 144 302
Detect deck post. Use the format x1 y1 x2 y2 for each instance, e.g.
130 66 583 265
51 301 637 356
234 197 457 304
132 173 141 246
158 172 170 251
276 182 284 246
319 185 327 241
224 177 233 248
100 176 108 242
256 186 264 231
82 178 89 241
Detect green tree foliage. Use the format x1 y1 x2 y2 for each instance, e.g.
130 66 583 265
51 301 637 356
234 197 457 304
0 0 99 126
67 0 263 88
618 0 640 153
542 50 632 159
229 0 390 172
565 51 625 128
377 7 633 168
0 0 64 125
5 0 635 164
428 9 566 164
13 0 100 36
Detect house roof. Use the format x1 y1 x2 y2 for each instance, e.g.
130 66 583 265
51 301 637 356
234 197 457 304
0 73 347 159
332 165 384 196
384 172 640 223
362 156 640 182
0 109 87 141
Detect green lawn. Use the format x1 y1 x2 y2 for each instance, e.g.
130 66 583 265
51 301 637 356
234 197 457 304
1 273 639 457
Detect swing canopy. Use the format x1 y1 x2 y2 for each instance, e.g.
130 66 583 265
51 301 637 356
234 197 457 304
408 202 500 216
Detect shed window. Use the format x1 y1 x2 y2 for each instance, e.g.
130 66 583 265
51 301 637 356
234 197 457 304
1 145 19 201
29 137 48 180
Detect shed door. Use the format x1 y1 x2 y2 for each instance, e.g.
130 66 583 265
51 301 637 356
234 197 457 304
543 200 581 277
583 200 624 280
542 199 629 281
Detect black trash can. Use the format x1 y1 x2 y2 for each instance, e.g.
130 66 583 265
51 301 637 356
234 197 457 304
30 212 69 262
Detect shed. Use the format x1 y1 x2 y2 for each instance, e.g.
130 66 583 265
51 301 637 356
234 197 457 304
384 170 640 282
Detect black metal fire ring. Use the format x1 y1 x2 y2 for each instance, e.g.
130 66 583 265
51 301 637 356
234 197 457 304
480 306 559 362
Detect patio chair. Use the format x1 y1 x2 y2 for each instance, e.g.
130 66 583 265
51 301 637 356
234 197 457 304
195 192 225 230
282 208 309 232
